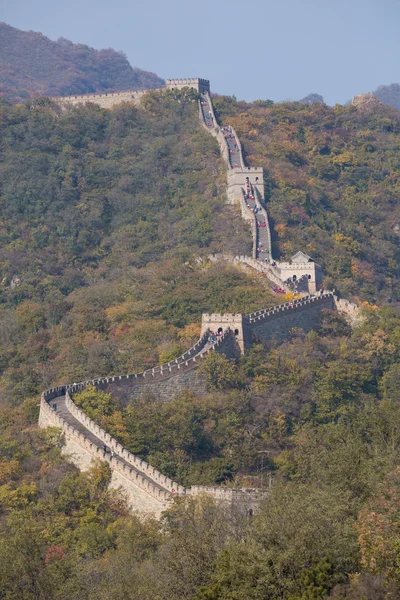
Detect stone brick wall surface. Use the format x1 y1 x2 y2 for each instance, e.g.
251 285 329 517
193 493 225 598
249 295 335 343
52 90 148 109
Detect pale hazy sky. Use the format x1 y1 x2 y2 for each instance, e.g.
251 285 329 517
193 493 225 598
1 0 399 105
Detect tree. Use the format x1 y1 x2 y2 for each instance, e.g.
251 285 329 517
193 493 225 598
357 466 400 585
199 353 241 390
73 386 118 421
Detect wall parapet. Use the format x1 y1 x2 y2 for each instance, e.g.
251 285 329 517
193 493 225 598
51 90 148 102
64 391 184 495
39 327 262 514
247 293 334 324
39 394 172 504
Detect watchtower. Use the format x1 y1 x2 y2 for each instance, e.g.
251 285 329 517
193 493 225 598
201 313 251 354
166 78 210 94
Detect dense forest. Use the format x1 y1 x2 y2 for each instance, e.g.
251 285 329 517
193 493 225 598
0 22 164 103
2 89 400 598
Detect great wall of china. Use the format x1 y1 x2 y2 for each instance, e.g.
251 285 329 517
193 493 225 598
39 78 360 517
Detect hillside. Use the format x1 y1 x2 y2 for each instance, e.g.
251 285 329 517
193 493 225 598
213 95 400 303
0 22 164 102
2 90 400 599
0 90 268 405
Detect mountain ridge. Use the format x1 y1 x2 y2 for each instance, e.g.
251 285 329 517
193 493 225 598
0 22 164 103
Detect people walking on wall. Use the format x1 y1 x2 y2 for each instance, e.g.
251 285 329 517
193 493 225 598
103 444 107 454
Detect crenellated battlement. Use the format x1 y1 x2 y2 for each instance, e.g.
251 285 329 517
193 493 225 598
231 166 264 174
51 89 149 109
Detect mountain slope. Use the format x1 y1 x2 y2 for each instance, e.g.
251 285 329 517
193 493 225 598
213 95 400 303
0 91 267 404
0 22 164 102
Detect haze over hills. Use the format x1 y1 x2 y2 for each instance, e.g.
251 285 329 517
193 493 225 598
372 83 400 111
3 21 400 110
0 22 164 103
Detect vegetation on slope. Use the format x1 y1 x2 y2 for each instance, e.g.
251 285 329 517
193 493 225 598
213 95 400 303
0 89 272 405
3 87 400 598
3 306 400 598
0 22 164 103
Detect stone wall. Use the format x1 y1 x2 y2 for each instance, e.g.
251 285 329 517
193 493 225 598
186 486 268 514
64 391 185 493
249 294 335 343
38 78 364 519
39 291 348 517
51 77 210 110
51 89 149 109
75 330 239 403
38 322 259 517
199 93 324 294
103 366 208 404
39 391 172 516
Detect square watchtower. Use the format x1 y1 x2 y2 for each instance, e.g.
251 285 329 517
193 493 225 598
165 78 210 94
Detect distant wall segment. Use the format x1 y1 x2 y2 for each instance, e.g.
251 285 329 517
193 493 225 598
51 90 149 109
51 77 210 109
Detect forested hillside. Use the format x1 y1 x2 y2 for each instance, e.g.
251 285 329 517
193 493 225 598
0 89 266 405
214 95 400 303
2 90 400 598
0 22 164 103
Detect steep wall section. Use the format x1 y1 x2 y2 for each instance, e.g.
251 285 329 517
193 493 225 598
79 330 240 403
199 92 272 268
39 389 174 516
